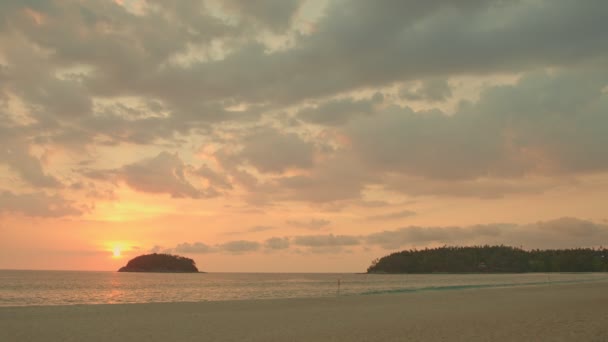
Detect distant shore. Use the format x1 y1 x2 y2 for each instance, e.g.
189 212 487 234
2 281 607 341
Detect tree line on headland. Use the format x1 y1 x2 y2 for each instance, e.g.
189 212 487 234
367 246 608 273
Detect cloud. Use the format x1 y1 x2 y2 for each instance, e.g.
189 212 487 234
264 237 290 250
218 240 261 253
400 78 452 102
248 225 275 233
0 190 82 217
296 94 382 126
85 151 227 199
343 68 608 197
382 175 557 199
202 65 608 204
5 0 603 146
273 153 372 203
119 151 205 198
347 105 507 180
293 234 360 247
174 242 214 254
171 240 262 254
194 165 232 190
129 0 608 105
222 225 277 236
366 209 416 221
162 217 608 257
238 126 315 173
0 0 607 214
286 218 331 230
364 218 608 250
149 245 165 253
536 217 601 236
166 240 262 254
0 131 61 188
220 0 302 32
515 218 608 249
1 0 606 129
291 233 361 254
365 224 507 249
1 148 62 188
164 234 362 255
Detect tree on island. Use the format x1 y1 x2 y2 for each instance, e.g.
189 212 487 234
118 253 199 273
367 245 608 274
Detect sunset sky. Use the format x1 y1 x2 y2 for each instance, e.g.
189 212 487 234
1 0 607 272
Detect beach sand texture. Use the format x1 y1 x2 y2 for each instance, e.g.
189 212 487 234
2 281 607 341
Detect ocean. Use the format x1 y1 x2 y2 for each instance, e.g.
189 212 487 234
1 270 606 307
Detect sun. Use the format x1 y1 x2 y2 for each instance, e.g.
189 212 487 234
112 246 122 258
106 241 133 259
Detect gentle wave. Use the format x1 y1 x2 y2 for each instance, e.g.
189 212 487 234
359 277 605 296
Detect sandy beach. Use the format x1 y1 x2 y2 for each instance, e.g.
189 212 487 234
2 281 607 342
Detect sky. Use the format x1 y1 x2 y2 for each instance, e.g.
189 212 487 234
1 0 608 272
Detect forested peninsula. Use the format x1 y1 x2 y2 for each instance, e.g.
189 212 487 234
118 253 199 273
367 246 608 274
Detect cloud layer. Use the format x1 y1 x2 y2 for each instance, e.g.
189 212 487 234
159 218 608 255
1 1 607 272
1 1 607 207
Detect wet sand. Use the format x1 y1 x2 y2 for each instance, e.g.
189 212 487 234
2 280 607 341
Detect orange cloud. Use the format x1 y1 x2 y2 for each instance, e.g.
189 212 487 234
24 8 45 25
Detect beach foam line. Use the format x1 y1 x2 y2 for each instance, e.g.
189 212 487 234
358 276 608 296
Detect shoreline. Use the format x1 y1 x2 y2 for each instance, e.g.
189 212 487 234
2 280 607 341
2 275 607 309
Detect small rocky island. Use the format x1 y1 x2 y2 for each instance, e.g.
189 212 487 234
118 253 199 273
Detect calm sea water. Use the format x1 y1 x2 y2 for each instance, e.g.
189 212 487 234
1 270 606 307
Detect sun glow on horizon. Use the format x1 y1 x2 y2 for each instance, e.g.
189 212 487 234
112 246 122 258
107 241 133 259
